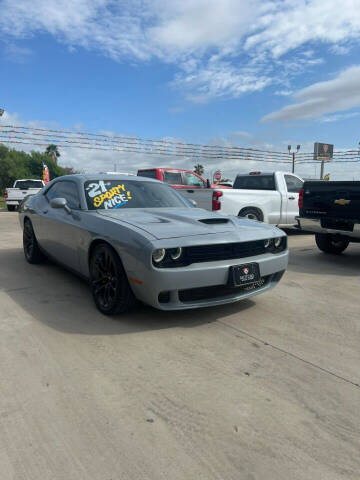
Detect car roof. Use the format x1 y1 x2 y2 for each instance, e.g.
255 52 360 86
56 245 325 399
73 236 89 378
138 167 198 173
15 178 43 182
52 173 160 184
235 172 274 177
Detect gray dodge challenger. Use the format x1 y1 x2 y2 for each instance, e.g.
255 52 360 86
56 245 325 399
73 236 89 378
19 174 288 315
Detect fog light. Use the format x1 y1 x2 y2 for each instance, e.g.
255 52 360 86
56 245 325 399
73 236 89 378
158 291 170 303
170 247 182 260
152 248 166 263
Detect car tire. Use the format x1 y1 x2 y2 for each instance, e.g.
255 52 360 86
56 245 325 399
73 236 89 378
7 205 16 212
90 243 136 315
239 207 262 222
315 233 350 254
23 219 46 264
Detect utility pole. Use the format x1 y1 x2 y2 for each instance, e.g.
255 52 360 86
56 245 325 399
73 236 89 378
320 158 325 180
288 144 301 173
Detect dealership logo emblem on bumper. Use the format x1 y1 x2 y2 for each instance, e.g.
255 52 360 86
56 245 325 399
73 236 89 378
334 198 350 206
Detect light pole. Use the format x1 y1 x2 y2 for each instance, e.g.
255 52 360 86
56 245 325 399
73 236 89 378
288 144 301 173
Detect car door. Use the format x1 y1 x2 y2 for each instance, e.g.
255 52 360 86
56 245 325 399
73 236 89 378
284 174 303 224
182 172 209 209
39 180 83 271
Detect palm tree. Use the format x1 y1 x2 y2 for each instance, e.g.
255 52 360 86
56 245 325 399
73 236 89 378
194 164 204 176
45 144 60 164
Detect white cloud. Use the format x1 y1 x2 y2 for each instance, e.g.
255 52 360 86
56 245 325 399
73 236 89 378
2 43 33 63
262 65 360 121
230 131 253 138
244 0 360 58
330 44 351 55
274 89 293 96
319 112 360 123
0 0 360 102
172 59 273 102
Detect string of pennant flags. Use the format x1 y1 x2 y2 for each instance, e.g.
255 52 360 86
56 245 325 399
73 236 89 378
1 124 360 165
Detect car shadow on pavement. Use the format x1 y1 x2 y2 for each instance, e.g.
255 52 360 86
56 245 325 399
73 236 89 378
287 244 360 276
1 247 255 335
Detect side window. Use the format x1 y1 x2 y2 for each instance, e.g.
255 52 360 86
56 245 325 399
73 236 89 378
163 172 184 185
233 175 275 190
45 183 62 203
46 181 81 209
184 172 205 187
138 170 158 179
285 175 303 193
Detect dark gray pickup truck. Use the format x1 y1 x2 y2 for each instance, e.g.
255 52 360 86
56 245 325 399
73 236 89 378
297 181 360 254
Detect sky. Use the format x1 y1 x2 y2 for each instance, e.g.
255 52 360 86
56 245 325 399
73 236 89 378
1 0 360 180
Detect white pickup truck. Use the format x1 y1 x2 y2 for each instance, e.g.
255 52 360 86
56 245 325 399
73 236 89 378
4 179 45 211
181 171 304 227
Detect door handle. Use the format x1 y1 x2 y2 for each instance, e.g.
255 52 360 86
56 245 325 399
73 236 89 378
187 190 194 193
288 196 295 200
42 209 48 214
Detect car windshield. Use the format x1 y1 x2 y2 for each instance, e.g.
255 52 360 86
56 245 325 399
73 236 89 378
84 179 191 210
15 180 43 189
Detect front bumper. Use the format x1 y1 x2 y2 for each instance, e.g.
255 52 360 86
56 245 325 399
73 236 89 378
129 250 288 310
297 217 360 238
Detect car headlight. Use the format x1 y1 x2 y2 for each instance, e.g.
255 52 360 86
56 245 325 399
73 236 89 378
263 237 287 253
152 247 185 267
152 248 166 263
274 237 282 248
170 247 182 260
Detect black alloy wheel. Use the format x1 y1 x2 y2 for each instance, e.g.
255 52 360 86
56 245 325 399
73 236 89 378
90 244 136 315
23 219 45 264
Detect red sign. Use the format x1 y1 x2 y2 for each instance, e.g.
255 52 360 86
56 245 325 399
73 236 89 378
213 170 222 182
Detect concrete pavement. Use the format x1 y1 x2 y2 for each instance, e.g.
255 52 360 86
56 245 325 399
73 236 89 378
0 212 359 479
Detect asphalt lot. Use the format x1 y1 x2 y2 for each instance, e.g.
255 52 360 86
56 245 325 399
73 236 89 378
1 211 360 480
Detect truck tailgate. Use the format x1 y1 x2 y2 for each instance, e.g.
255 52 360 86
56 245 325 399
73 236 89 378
6 188 42 201
301 181 360 220
179 189 213 211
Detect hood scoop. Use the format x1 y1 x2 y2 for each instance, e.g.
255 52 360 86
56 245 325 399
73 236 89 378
199 218 230 225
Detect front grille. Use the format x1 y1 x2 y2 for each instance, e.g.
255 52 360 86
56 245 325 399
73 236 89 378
184 240 266 264
179 276 269 303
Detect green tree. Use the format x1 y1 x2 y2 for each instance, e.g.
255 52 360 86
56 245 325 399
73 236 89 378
0 144 70 195
45 144 60 164
194 164 204 176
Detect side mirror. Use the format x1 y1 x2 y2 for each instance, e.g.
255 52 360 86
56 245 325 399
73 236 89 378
189 199 197 207
206 179 211 188
50 197 71 213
